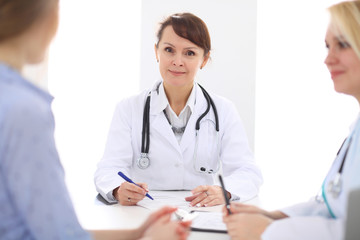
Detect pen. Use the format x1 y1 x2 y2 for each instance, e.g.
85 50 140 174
218 174 232 214
118 171 154 200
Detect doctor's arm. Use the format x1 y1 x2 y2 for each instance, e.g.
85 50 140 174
219 100 263 201
223 213 344 240
95 99 147 205
186 100 263 207
222 202 288 239
223 201 344 240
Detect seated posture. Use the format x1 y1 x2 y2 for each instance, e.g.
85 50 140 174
223 1 360 239
94 12 263 207
0 0 190 239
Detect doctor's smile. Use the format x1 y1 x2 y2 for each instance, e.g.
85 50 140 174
169 70 186 76
330 70 345 79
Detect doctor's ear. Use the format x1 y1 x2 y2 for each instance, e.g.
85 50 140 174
154 44 159 63
200 52 210 69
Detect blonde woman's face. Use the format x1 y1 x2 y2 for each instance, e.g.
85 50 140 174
324 28 360 100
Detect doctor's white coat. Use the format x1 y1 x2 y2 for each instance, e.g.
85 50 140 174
94 82 263 203
262 114 360 240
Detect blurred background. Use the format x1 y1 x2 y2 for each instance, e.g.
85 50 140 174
24 0 358 218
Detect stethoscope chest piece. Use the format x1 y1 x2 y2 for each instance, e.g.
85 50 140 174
137 153 150 169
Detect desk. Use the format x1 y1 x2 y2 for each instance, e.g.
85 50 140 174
74 191 259 240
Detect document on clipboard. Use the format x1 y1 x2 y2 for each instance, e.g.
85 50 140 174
137 191 228 233
190 211 227 233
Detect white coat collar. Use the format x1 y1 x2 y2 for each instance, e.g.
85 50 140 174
150 80 202 116
148 80 212 154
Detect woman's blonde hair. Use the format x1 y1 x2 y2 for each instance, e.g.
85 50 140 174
328 1 360 59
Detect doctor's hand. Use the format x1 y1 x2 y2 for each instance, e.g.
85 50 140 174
113 182 149 206
185 185 226 207
223 203 288 220
136 206 191 240
222 212 273 240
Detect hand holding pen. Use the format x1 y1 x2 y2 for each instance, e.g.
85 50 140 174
114 171 154 206
218 174 232 214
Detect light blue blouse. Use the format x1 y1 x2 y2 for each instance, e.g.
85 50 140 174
0 64 91 240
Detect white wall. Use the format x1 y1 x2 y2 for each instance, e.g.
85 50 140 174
48 0 142 206
140 0 257 150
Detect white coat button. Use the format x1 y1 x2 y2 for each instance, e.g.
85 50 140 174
175 163 180 167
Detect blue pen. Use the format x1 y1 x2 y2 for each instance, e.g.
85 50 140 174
118 171 154 200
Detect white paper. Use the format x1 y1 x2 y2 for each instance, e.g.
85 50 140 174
191 211 227 232
137 191 227 232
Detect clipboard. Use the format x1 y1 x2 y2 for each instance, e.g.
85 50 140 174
190 211 227 233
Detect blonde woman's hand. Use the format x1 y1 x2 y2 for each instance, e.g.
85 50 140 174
223 212 273 240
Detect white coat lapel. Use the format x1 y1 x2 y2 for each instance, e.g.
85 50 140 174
180 84 209 152
149 87 182 154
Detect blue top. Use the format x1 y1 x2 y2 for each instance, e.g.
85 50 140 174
0 64 91 240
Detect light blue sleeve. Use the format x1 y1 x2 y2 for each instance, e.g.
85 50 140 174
1 101 92 240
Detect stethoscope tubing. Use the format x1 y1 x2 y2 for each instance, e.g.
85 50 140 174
138 83 220 172
320 135 353 219
141 92 151 154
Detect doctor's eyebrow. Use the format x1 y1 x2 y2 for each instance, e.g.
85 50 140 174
162 42 200 50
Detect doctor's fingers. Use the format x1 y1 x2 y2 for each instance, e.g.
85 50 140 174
121 181 148 194
118 192 145 206
117 184 146 205
190 192 208 207
230 203 265 215
191 185 209 195
198 193 224 207
123 188 146 201
200 198 222 207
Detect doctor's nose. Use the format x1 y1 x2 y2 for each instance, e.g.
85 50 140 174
324 47 338 66
172 54 184 67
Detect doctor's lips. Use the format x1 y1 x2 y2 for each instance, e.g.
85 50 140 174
168 69 186 76
330 70 345 79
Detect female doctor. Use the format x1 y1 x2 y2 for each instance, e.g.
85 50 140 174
223 1 360 239
94 13 263 206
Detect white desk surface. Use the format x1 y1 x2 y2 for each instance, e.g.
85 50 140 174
74 190 260 240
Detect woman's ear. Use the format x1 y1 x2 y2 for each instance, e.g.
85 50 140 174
154 43 159 63
200 52 210 69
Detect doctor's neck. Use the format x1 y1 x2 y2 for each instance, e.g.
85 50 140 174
163 81 194 116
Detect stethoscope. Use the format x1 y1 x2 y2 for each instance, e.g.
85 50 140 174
316 136 353 218
137 83 220 174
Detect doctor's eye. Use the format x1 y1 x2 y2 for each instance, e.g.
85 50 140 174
164 47 174 53
325 41 329 50
338 40 351 49
185 50 195 56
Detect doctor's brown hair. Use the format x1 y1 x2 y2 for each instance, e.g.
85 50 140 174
0 0 57 42
156 13 211 57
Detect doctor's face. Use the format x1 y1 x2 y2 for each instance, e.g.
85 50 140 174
324 29 360 100
155 26 209 90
